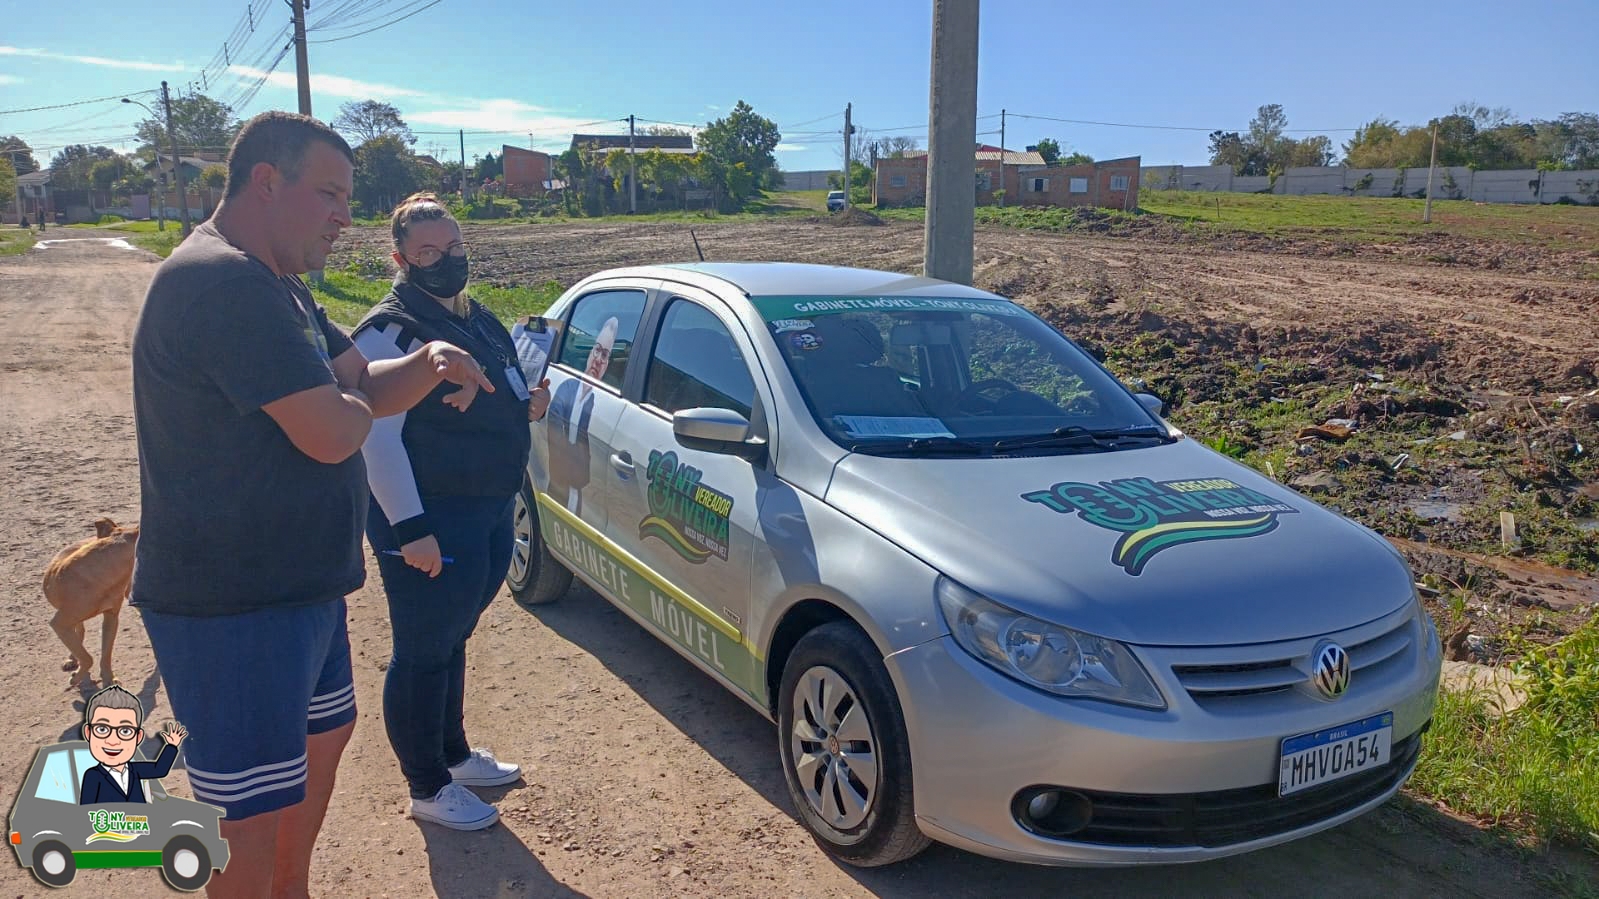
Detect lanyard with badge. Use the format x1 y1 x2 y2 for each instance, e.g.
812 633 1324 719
437 306 532 402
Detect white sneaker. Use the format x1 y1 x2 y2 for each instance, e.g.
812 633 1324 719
448 748 521 787
410 783 499 831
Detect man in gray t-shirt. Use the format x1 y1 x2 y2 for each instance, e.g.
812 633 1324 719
130 111 493 898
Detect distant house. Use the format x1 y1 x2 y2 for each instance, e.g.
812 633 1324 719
142 154 210 184
501 145 553 198
15 170 52 224
1014 156 1141 211
873 147 1140 211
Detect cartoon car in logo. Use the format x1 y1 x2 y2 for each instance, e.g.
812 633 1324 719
507 263 1443 867
9 741 228 890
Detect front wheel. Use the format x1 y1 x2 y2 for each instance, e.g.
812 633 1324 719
32 840 76 888
777 621 930 867
161 835 212 892
507 477 573 607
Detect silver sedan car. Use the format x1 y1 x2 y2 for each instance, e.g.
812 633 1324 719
507 263 1443 867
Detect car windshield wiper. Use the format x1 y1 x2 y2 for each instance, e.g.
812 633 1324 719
849 435 990 456
991 425 1170 452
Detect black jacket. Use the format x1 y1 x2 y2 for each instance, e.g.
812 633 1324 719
353 280 532 518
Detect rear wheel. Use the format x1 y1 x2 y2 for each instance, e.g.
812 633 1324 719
32 840 75 888
507 477 573 607
777 621 930 867
161 835 212 892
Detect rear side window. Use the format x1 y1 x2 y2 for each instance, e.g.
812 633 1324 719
645 300 755 419
558 289 646 391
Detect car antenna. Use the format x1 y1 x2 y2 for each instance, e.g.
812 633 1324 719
690 228 706 262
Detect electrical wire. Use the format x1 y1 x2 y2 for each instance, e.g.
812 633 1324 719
0 91 157 116
307 0 444 43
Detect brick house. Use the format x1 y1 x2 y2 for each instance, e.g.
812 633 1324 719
502 145 553 197
1013 156 1141 210
871 146 1050 207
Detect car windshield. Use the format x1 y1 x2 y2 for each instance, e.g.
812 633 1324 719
755 295 1164 453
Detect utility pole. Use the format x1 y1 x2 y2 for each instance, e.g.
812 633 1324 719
460 129 469 199
842 102 853 210
1423 121 1439 224
998 108 1006 207
923 0 979 285
290 0 312 116
163 81 194 236
5 149 22 229
628 114 637 214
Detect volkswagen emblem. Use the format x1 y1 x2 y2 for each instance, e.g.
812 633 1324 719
1311 641 1351 699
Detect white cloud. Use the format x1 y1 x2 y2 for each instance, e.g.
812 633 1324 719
775 143 808 152
409 99 606 141
226 65 426 101
0 74 21 85
0 45 186 72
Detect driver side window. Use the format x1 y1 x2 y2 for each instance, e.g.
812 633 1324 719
645 300 755 419
34 751 76 804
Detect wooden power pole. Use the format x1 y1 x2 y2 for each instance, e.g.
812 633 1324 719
162 81 193 236
291 0 312 116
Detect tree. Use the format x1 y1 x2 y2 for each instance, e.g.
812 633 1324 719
1341 118 1403 167
134 94 240 156
352 135 424 215
200 164 228 190
1247 104 1289 163
473 151 502 183
645 125 692 138
1283 135 1335 168
827 160 873 204
1059 151 1095 167
696 100 781 205
49 145 118 190
332 100 414 147
1034 138 1060 165
0 158 15 210
89 157 135 192
1 136 38 175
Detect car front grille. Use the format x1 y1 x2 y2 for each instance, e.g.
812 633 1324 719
1170 612 1417 703
1054 730 1423 848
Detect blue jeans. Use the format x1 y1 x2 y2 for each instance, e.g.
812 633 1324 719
366 495 513 799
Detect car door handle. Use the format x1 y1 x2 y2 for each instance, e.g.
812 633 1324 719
609 451 634 474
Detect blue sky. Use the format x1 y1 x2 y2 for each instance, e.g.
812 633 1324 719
3 0 1596 174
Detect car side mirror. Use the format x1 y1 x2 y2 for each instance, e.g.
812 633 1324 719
673 407 767 462
1135 392 1165 417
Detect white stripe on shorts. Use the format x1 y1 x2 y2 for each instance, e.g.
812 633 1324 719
308 683 356 720
189 754 309 802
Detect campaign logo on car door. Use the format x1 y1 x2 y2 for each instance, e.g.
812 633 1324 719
1021 476 1298 575
640 449 735 563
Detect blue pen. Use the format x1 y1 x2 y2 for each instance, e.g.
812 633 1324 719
382 550 454 564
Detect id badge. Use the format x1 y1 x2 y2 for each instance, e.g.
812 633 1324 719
505 365 532 401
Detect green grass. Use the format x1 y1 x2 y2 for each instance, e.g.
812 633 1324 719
0 226 35 256
309 270 564 328
66 218 172 233
128 230 183 257
1410 621 1599 858
1139 189 1599 250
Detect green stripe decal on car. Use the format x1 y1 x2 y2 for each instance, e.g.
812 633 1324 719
535 494 768 705
751 294 1025 321
74 850 163 868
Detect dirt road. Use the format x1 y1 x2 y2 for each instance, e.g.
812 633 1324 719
0 234 1587 897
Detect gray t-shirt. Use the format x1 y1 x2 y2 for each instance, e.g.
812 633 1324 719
130 222 367 616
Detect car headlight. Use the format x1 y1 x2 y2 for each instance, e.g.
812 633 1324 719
935 577 1166 709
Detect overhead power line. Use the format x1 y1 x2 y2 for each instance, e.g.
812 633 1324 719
0 91 157 116
308 0 444 43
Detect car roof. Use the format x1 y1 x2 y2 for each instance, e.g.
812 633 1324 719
585 262 1007 303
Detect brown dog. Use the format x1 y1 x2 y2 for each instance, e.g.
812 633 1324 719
43 518 139 688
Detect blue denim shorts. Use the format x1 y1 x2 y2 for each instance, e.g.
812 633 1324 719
140 598 356 820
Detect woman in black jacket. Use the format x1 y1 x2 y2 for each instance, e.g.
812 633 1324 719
352 193 550 831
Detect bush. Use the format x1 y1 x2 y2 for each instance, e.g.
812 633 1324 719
1513 619 1599 743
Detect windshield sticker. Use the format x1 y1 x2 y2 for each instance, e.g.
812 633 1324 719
640 450 733 563
753 295 1025 320
771 318 815 333
834 415 956 439
1022 476 1298 575
790 332 824 351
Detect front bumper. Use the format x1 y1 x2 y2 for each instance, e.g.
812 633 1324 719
883 607 1442 866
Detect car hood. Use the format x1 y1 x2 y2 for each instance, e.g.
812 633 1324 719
825 438 1414 646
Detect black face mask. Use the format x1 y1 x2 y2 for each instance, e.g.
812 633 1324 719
409 253 470 300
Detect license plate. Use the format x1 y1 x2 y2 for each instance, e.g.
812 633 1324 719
1278 712 1393 797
